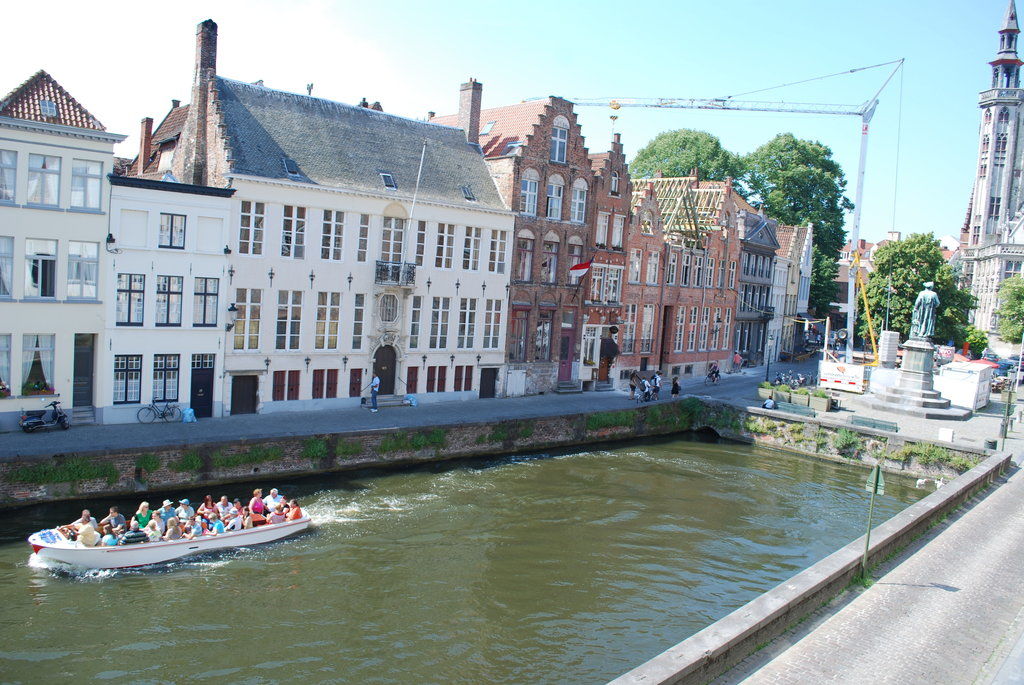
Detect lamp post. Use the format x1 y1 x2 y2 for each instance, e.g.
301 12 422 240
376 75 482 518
764 333 776 382
705 319 722 371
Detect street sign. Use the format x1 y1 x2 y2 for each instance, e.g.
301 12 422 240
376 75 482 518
865 465 885 496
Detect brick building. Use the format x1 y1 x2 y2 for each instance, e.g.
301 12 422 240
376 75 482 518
433 87 594 395
735 199 781 363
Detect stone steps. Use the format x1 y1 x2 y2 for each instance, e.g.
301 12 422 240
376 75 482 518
554 381 583 394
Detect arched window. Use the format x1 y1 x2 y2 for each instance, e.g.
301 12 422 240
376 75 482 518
546 174 564 220
983 135 991 153
986 110 993 124
570 178 588 223
550 115 569 163
996 133 1008 154
515 230 535 282
610 171 620 195
999 108 1010 124
541 234 560 283
567 236 584 283
519 167 540 216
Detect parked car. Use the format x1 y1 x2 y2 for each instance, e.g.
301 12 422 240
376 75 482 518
982 352 1001 362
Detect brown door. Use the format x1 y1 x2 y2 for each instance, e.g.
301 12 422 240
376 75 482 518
73 333 95 407
558 331 575 381
598 356 611 382
479 368 497 398
349 369 363 397
406 366 418 394
230 375 258 415
373 345 396 394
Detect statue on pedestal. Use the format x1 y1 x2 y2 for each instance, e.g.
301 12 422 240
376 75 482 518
909 282 939 340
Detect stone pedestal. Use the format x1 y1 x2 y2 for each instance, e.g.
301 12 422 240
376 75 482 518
878 330 900 369
867 337 971 420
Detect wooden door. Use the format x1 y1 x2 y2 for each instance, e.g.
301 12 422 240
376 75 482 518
349 369 363 397
373 346 397 394
479 367 497 398
558 331 575 381
190 355 215 418
72 333 94 407
230 375 258 415
406 366 418 394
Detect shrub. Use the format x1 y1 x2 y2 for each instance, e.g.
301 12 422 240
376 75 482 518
135 453 160 473
893 442 949 466
792 387 810 395
380 429 447 453
832 429 862 454
758 381 773 389
585 410 635 431
9 457 118 485
789 423 805 437
302 437 328 461
211 446 282 469
475 425 510 444
168 451 203 473
337 440 362 458
811 389 829 398
517 422 534 439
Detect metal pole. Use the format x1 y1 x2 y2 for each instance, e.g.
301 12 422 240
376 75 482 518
861 465 881 579
765 335 774 382
845 105 876 363
884 274 892 331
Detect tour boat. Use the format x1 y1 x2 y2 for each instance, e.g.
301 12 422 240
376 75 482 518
27 515 312 570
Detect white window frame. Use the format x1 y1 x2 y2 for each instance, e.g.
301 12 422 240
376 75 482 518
520 174 539 215
315 291 341 350
570 180 587 223
546 177 564 220
457 297 477 348
488 230 507 274
0 150 15 203
321 210 344 261
463 227 481 270
71 159 102 210
357 214 370 262
435 224 455 269
28 154 60 206
483 299 502 349
67 241 98 299
352 293 365 349
276 290 302 350
239 201 265 255
595 213 609 246
611 215 624 248
233 287 261 351
430 296 451 349
281 205 306 259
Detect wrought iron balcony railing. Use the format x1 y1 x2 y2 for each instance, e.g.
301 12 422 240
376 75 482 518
375 261 416 287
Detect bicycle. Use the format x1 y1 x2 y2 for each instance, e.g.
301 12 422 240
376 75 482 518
704 371 720 386
137 402 182 423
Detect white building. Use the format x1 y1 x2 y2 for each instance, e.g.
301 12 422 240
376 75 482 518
98 176 234 423
130 20 514 415
0 71 124 430
768 249 790 363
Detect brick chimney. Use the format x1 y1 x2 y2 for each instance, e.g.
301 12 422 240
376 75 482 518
172 99 181 109
458 78 483 145
138 117 153 176
179 19 218 185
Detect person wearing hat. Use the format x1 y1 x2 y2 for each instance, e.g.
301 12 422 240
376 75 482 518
153 500 175 534
175 499 195 521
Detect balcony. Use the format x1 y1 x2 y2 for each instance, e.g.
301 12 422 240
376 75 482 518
760 306 775 321
375 261 416 287
621 338 636 354
639 338 653 353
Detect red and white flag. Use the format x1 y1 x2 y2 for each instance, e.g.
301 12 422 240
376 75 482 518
569 260 592 277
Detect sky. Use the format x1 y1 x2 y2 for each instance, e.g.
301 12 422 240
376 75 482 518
1 0 1009 243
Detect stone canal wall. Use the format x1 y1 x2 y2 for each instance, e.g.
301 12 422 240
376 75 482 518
0 397 991 509
609 449 1013 685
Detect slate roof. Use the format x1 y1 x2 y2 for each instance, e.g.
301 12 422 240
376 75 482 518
430 100 551 159
216 78 505 210
0 70 106 130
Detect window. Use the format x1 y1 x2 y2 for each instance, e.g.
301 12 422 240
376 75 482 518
680 252 691 286
488 230 507 274
463 227 481 270
378 293 399 323
996 133 1009 154
541 241 559 283
674 307 686 352
516 236 535 281
430 296 452 349
415 221 427 266
483 299 502 348
357 214 370 262
550 119 568 163
112 354 141 404
722 309 732 350
272 370 301 401
25 239 57 298
629 249 642 283
239 201 265 255
596 213 609 246
457 298 477 348
435 223 455 268
381 217 405 263
610 171 620 195
454 365 474 391
409 295 423 348
570 180 587 223
646 252 659 284
321 210 344 260
426 365 447 393
193 277 219 327
312 368 338 399
640 305 655 353
711 308 722 349
461 185 476 202
159 213 186 249
982 135 991 154
640 211 654 234
0 236 10 297
621 304 637 353
71 159 102 209
990 196 1002 219
546 177 564 219
694 256 704 287
605 267 622 302
282 205 306 259
67 241 98 298
687 307 698 351
568 241 583 283
718 261 726 288
276 290 302 350
699 307 710 350
234 288 261 350
535 311 552 360
999 108 1011 124
590 266 606 301
0 334 9 397
706 258 715 287
28 154 60 205
728 260 736 289
116 273 145 325
1005 260 1023 280
980 164 988 178
156 275 183 326
509 309 529 362
152 354 179 402
380 172 397 190
667 251 678 285
315 291 341 349
520 170 539 215
352 294 365 349
611 215 624 248
0 150 14 202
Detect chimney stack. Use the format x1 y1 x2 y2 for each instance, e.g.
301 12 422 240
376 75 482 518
195 19 217 76
180 19 218 186
171 99 181 109
138 117 153 177
458 78 483 145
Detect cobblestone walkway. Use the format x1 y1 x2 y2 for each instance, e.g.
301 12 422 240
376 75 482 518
720 458 1024 684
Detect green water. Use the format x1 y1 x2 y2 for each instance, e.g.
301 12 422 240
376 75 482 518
0 436 923 684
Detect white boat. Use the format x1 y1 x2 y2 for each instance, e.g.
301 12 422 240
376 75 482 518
27 515 311 570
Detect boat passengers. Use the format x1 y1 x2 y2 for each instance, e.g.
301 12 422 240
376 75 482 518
58 510 97 540
118 520 148 545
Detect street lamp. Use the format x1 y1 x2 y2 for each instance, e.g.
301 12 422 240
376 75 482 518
706 318 722 372
765 333 776 382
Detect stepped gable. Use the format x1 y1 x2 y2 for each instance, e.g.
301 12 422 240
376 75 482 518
0 70 106 131
776 224 797 256
215 77 505 210
431 99 551 158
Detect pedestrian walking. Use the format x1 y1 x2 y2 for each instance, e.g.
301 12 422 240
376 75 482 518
732 351 743 372
628 371 641 400
671 376 681 398
651 371 663 400
370 373 381 413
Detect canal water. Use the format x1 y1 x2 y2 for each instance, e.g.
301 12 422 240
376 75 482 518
0 436 924 684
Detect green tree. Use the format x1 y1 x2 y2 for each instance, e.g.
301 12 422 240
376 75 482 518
629 129 742 182
809 247 838 323
996 275 1024 343
963 324 990 358
858 233 975 345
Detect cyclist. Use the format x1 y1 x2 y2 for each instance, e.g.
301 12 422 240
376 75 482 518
707 361 720 384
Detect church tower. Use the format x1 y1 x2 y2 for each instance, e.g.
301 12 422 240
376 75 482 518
962 1 1024 333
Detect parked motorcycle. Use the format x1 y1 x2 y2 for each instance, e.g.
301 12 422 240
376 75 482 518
19 400 70 433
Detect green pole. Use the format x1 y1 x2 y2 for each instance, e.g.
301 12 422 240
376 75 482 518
860 465 880 580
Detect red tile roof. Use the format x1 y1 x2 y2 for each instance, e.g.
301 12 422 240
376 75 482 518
431 99 551 158
776 224 797 255
0 70 106 131
127 104 190 177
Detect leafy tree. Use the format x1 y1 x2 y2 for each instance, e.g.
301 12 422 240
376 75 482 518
963 324 990 358
629 129 742 182
742 133 854 260
858 233 975 345
809 247 839 323
996 276 1024 343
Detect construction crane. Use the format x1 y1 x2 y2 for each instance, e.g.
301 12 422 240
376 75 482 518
571 58 905 363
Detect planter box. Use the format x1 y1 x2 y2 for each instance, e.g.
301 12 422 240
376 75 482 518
757 387 773 399
790 393 810 406
773 389 791 403
809 396 831 412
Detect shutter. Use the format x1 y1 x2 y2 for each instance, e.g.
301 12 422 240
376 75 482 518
272 370 285 402
326 369 338 398
312 369 325 399
406 366 418 394
463 365 473 391
453 365 463 392
349 369 362 397
437 366 447 392
426 366 436 393
287 370 300 400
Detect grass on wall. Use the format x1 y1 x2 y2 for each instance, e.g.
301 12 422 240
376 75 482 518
10 457 119 486
135 453 160 473
211 446 283 469
585 411 634 431
168 451 203 473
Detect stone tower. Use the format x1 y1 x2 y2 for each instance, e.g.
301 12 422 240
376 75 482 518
961 0 1024 332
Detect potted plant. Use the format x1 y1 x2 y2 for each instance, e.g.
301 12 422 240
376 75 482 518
773 384 791 403
757 381 773 399
0 380 10 399
791 386 811 406
809 389 831 411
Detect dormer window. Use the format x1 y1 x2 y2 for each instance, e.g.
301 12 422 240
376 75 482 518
380 172 397 190
38 100 57 118
480 121 496 135
461 185 476 202
283 157 301 178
